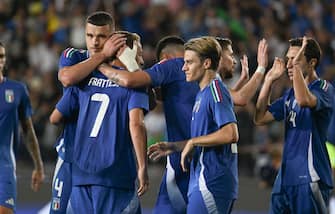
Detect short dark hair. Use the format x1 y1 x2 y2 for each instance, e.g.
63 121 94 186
0 42 4 48
86 11 114 30
113 31 140 49
155 35 185 61
288 37 321 68
215 37 232 51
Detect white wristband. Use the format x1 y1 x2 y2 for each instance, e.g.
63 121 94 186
256 66 266 74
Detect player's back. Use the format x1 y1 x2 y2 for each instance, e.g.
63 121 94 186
146 58 199 174
65 69 148 189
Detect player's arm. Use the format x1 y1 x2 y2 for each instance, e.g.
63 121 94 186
148 140 187 162
254 57 285 125
99 63 152 88
230 39 268 106
20 117 45 192
292 36 317 108
59 34 126 87
180 122 238 172
49 108 64 125
129 108 149 196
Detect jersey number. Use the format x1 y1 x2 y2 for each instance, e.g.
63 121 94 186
288 110 297 127
54 178 63 197
90 93 110 137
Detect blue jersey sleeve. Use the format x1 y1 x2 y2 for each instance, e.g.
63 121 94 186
18 83 33 120
269 96 286 121
128 88 149 113
311 79 334 112
210 80 237 127
56 87 79 118
59 48 87 69
145 58 185 87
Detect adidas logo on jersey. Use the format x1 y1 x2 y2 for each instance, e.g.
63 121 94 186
5 198 14 206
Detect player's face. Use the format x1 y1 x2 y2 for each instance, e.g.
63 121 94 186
0 46 6 73
217 45 236 79
286 46 308 80
136 41 144 68
183 50 205 82
85 23 112 55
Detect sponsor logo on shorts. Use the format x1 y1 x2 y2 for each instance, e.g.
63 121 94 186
52 197 61 210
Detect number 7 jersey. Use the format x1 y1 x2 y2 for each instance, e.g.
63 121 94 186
57 48 148 188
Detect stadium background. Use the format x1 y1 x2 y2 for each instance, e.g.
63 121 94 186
0 0 334 213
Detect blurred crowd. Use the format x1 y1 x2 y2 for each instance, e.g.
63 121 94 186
1 0 335 187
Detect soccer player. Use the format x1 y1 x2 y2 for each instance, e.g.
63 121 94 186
254 36 334 213
149 36 239 213
48 11 125 214
100 36 198 214
0 42 44 214
53 31 148 213
99 35 268 213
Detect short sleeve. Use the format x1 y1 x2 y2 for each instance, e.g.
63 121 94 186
269 96 285 121
310 79 334 112
210 80 237 127
128 88 149 113
59 48 86 69
56 87 79 118
145 58 185 87
18 83 33 120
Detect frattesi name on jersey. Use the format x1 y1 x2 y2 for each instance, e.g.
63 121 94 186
88 77 119 88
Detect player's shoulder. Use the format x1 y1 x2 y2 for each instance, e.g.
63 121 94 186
4 78 27 90
207 78 230 103
61 47 88 59
157 57 184 66
311 78 329 89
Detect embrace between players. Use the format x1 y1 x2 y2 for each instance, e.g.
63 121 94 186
47 11 334 214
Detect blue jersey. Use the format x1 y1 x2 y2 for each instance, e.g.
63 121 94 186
146 57 199 170
58 70 148 189
0 78 32 181
55 47 89 162
269 79 334 190
146 58 199 211
189 79 238 200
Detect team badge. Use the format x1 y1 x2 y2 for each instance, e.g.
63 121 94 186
5 90 14 103
52 197 61 210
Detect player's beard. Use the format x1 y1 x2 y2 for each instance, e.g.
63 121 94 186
224 69 233 79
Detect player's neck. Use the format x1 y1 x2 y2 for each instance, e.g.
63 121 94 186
0 72 3 83
199 70 216 90
305 70 318 84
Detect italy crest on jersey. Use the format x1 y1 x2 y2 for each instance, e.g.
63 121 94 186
5 90 14 103
52 197 61 210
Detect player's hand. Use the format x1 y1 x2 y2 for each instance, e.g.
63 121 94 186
240 54 249 81
181 140 194 172
265 57 286 83
292 36 308 67
148 142 174 161
31 168 45 192
101 33 126 59
117 42 140 72
257 38 268 69
137 167 149 196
